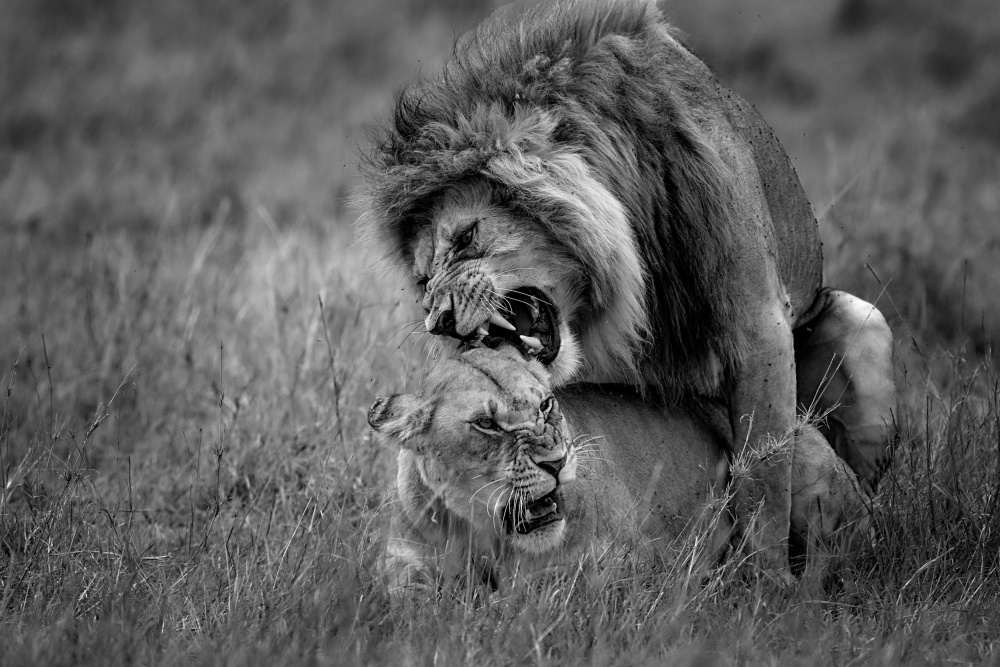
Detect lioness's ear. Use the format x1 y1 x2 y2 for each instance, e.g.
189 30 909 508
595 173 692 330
368 394 433 444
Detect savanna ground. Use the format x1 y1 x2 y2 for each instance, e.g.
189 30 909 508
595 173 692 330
2 0 999 664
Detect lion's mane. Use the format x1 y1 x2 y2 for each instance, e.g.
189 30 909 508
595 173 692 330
362 0 752 396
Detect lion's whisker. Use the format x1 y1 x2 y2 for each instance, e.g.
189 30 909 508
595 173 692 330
384 319 426 346
506 287 555 308
484 289 541 312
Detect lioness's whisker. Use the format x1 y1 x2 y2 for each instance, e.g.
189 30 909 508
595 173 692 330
571 435 606 449
573 454 613 464
471 477 506 507
494 488 516 532
513 494 526 530
573 442 604 452
486 482 511 521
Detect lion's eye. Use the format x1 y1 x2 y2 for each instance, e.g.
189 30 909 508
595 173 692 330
472 415 499 432
540 396 554 414
454 224 476 251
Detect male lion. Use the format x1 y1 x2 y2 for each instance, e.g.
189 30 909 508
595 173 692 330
368 346 871 592
362 0 895 577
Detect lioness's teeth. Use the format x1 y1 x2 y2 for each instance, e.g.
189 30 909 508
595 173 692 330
520 335 542 352
489 312 516 331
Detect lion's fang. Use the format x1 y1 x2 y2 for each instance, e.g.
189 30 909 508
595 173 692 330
520 335 542 351
489 312 516 331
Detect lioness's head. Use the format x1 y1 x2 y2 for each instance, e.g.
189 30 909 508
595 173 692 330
368 345 578 554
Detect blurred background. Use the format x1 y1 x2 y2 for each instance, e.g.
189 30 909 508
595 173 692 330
0 0 998 501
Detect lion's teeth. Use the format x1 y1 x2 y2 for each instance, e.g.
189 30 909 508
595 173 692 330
489 312 516 331
520 335 542 352
477 326 489 338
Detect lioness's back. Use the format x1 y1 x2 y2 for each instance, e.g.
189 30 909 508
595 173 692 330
557 384 729 542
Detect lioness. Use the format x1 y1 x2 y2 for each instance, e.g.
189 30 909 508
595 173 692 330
363 0 896 577
369 346 870 592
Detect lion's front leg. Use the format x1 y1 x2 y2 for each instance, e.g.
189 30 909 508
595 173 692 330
728 298 797 582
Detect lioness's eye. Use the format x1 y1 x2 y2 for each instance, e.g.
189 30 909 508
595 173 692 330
454 223 476 251
473 415 499 432
540 396 554 414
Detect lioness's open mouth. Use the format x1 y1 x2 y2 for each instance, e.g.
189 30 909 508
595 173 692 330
477 286 560 366
507 489 564 534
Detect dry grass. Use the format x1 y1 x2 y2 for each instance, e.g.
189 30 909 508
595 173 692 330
2 0 1000 664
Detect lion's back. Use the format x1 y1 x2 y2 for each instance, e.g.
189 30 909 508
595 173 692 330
715 89 823 321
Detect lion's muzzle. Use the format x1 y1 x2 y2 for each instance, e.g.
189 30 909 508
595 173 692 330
425 307 455 336
423 283 562 366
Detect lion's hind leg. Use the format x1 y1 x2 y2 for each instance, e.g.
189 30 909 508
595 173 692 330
794 289 897 494
788 424 871 582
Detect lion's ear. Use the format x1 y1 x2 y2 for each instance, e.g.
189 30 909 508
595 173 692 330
368 394 433 445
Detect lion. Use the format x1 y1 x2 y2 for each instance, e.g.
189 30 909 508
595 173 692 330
368 345 871 592
362 0 895 577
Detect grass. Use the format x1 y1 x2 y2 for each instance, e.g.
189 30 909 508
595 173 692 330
2 0 999 664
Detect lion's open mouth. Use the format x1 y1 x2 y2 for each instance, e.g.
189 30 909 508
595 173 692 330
506 489 564 534
477 286 560 366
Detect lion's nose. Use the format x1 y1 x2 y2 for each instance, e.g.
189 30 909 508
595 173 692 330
533 454 566 478
425 306 456 336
